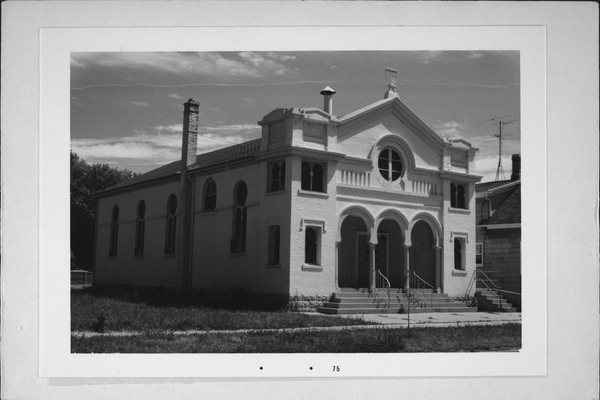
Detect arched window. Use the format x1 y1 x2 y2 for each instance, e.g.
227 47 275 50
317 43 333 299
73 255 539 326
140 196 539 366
301 161 325 192
203 179 217 211
134 200 145 256
109 205 119 257
268 160 285 192
231 181 247 253
450 183 467 209
304 227 319 265
454 239 463 270
268 225 281 265
378 148 403 182
164 194 177 255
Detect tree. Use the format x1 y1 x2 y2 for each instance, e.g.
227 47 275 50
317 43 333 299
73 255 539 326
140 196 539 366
70 151 137 269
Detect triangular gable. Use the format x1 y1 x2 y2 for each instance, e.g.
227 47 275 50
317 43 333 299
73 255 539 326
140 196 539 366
338 96 446 152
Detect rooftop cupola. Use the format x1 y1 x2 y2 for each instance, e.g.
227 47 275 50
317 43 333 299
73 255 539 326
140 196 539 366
320 86 336 115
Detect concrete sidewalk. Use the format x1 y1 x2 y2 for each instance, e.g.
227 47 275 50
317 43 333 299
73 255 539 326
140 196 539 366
305 311 522 328
72 312 520 338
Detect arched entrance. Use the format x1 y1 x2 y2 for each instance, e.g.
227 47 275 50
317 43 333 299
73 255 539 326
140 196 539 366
376 219 405 288
410 220 436 286
338 216 368 288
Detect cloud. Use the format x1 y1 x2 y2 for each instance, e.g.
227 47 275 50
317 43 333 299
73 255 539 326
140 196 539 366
468 52 484 59
266 52 297 62
71 123 262 171
420 51 442 64
168 93 183 99
118 100 151 107
238 52 291 77
472 154 515 182
432 120 471 139
71 52 262 78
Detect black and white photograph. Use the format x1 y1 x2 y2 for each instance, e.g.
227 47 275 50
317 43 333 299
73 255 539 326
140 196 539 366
69 50 522 354
2 2 598 399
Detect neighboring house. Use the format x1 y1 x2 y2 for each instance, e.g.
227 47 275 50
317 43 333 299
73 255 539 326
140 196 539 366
93 84 482 309
475 154 521 309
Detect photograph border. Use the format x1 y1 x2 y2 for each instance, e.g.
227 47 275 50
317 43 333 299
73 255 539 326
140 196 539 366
40 25 545 378
2 2 598 399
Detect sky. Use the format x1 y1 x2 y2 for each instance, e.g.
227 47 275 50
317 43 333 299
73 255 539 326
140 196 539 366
71 51 520 182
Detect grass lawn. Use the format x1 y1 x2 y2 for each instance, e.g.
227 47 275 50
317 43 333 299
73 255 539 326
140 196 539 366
71 289 372 332
71 324 521 353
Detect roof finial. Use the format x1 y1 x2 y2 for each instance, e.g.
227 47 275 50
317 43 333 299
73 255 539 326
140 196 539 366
384 67 399 99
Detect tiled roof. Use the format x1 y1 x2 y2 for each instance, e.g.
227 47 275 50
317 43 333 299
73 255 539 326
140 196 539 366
104 138 262 193
487 185 521 225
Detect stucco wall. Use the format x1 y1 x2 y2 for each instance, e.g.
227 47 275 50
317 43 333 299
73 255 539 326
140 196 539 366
94 180 181 288
288 155 338 297
441 180 477 297
190 161 291 296
337 114 441 172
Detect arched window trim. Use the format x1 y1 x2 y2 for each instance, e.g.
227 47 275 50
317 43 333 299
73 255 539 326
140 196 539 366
203 178 217 211
164 194 177 255
231 181 248 253
134 200 145 256
109 205 119 257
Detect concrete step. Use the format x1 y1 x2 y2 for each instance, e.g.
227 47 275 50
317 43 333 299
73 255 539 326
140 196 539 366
317 306 477 315
322 301 464 309
332 292 449 299
330 296 456 304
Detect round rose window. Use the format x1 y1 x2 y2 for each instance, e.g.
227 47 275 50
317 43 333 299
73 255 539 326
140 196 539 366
378 148 403 181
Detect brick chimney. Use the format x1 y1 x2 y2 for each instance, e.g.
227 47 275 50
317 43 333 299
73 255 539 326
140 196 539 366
181 98 199 169
511 154 521 181
320 86 336 115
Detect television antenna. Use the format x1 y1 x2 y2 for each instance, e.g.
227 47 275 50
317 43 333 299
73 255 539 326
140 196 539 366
478 117 516 181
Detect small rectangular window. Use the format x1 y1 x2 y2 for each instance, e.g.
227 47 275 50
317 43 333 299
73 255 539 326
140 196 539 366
268 225 281 265
476 242 483 266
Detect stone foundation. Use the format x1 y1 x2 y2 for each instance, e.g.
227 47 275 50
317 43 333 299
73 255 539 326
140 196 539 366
287 295 330 312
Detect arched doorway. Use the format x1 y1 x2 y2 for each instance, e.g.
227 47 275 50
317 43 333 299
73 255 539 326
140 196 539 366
338 216 368 288
410 220 435 287
376 219 404 288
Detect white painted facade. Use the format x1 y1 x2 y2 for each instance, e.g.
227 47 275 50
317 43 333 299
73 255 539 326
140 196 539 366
94 87 481 301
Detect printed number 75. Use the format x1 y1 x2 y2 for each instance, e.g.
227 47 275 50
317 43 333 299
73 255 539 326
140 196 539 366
332 366 340 372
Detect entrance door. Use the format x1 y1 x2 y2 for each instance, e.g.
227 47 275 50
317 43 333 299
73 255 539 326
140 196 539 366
356 234 370 288
356 233 389 288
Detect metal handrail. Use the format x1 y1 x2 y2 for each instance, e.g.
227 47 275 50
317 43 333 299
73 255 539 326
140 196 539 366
375 269 391 306
410 271 434 309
